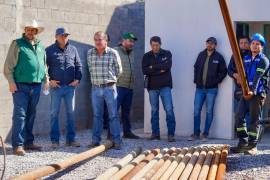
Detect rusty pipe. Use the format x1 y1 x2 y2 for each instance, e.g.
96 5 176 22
189 147 208 180
179 147 202 180
207 148 221 180
96 147 142 180
216 146 229 180
169 147 196 180
218 0 251 99
111 150 152 180
198 147 215 180
159 147 189 180
122 148 161 180
131 147 176 180
11 141 113 180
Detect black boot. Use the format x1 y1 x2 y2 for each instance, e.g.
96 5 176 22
123 132 140 139
230 143 249 153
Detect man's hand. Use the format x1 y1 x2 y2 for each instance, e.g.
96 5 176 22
50 80 60 88
69 80 79 87
43 82 50 92
233 73 241 85
244 91 254 100
9 83 17 93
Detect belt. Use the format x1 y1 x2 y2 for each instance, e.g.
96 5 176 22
93 82 115 88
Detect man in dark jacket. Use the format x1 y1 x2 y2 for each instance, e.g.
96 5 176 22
227 35 251 129
46 28 82 148
189 37 227 141
142 36 176 142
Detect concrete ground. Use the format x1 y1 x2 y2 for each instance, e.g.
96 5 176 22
0 127 270 180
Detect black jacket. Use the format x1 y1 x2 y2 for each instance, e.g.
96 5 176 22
142 49 172 90
194 49 227 89
227 49 251 100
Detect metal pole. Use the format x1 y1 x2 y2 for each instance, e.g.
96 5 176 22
218 0 251 99
11 141 113 180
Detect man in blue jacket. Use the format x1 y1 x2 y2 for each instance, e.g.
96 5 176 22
189 37 227 141
46 28 82 148
231 33 270 155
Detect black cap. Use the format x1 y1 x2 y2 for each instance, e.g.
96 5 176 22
206 37 217 44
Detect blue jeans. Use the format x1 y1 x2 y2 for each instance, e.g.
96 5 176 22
50 86 76 143
148 87 175 136
12 83 41 148
117 86 133 134
91 85 121 144
194 88 218 136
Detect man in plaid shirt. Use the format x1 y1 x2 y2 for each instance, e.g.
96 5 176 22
87 31 122 150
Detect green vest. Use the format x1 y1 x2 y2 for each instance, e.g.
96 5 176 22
14 36 46 83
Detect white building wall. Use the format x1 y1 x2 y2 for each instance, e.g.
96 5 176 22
144 0 270 139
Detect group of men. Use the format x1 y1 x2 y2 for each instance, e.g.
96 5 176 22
4 20 269 156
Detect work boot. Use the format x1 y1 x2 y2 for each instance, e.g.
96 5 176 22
51 142 60 149
188 134 200 141
123 132 140 139
148 134 160 141
201 134 208 142
24 144 42 151
66 141 81 147
88 142 100 148
113 143 121 150
230 143 249 153
168 135 176 142
13 146 26 156
244 147 258 155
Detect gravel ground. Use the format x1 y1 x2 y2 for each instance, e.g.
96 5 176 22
0 128 270 180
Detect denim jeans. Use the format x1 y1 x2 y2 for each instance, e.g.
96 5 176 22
117 86 133 134
50 86 76 143
12 83 41 148
193 88 218 136
148 87 175 136
91 84 121 144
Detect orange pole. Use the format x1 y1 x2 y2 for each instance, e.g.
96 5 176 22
198 147 215 180
207 148 221 180
189 147 208 180
218 0 251 99
216 146 229 180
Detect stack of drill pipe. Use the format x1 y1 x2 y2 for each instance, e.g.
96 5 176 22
122 148 161 180
96 147 142 180
142 148 180 180
159 147 189 180
111 150 152 180
99 145 228 180
131 147 176 180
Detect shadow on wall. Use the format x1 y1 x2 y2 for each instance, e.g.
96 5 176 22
106 1 145 122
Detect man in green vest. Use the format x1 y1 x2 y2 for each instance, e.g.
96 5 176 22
4 20 49 156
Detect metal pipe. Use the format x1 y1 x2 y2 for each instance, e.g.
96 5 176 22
216 146 228 180
207 148 221 180
131 148 175 180
111 150 152 180
169 147 196 180
179 147 202 180
198 147 215 180
11 141 113 180
150 148 181 180
96 147 142 180
218 0 251 99
122 148 161 180
159 147 189 180
189 147 208 180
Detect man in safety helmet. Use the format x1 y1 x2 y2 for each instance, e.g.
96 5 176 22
231 33 270 155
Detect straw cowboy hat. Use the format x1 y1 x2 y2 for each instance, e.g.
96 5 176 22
21 20 44 34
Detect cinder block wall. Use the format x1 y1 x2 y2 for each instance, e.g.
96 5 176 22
0 0 145 141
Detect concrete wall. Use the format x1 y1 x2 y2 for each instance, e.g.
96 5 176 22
0 0 145 140
144 0 270 139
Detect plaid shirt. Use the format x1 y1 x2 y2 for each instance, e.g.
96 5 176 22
87 47 122 85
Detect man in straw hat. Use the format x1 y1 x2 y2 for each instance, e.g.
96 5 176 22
4 20 49 156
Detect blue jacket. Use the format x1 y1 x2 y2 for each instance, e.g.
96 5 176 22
46 41 82 86
244 53 270 96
